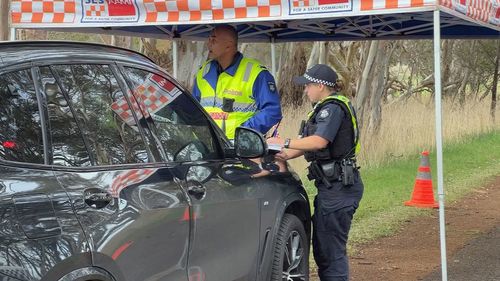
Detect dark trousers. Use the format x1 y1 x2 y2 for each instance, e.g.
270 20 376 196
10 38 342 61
312 201 356 281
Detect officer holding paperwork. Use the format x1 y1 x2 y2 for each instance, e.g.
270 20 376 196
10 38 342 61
267 64 364 281
192 25 282 140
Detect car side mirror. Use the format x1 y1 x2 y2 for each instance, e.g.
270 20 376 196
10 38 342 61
234 127 266 159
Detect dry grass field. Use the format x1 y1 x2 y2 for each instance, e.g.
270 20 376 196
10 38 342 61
277 98 500 174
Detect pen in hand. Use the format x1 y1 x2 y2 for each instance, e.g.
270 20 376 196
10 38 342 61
271 121 281 138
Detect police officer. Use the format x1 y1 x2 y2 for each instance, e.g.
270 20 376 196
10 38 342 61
267 64 364 281
192 25 282 139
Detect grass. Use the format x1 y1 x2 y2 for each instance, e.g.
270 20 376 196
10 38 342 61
350 130 500 245
302 130 500 248
280 99 500 173
306 130 500 275
356 99 500 169
276 98 500 262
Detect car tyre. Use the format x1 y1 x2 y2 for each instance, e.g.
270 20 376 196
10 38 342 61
271 213 309 281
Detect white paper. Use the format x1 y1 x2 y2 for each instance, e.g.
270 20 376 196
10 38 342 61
267 143 282 152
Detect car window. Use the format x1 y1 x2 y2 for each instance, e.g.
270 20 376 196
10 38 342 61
0 69 44 164
123 68 221 162
51 64 149 165
39 66 92 167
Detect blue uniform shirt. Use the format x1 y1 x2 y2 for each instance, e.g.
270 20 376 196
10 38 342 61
311 103 345 143
306 101 364 211
192 52 282 135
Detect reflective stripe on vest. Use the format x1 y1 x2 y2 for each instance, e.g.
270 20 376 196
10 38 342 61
308 95 361 154
196 58 264 139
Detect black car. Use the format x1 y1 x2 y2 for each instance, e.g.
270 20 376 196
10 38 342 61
0 41 310 281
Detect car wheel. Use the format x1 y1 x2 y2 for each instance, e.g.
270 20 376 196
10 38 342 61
271 214 309 281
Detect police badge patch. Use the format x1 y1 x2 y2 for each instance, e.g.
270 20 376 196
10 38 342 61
319 108 330 119
268 81 276 92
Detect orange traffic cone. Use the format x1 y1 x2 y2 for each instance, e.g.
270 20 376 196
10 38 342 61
404 151 438 208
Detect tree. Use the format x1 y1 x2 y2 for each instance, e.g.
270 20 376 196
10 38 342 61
353 41 395 132
0 0 11 41
355 41 380 130
491 41 499 122
277 42 309 108
176 40 208 89
328 41 361 99
142 39 172 72
366 41 395 133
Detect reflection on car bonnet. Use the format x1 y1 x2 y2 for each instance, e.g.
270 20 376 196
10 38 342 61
110 168 158 198
219 166 254 186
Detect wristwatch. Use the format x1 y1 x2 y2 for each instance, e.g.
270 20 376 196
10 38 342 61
284 138 291 149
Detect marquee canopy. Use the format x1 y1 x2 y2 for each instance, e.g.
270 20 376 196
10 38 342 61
7 2 500 281
10 0 500 42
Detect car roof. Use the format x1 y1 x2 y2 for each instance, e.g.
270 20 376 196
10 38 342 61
0 41 156 69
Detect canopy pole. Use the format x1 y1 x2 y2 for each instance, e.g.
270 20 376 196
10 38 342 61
172 40 178 78
10 28 16 41
433 9 448 281
271 38 277 79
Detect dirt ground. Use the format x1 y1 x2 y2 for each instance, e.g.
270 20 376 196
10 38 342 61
310 175 500 281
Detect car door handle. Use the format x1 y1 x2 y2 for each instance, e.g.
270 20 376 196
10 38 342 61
84 188 112 209
187 181 206 200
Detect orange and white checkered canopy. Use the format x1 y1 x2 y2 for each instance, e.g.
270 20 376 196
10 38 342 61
9 0 500 41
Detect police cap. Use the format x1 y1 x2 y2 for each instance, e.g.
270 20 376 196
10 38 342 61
293 64 338 87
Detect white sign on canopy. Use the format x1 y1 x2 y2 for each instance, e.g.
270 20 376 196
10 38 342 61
9 0 499 41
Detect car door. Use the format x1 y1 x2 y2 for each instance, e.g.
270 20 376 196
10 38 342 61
121 66 263 281
0 67 90 281
39 63 190 281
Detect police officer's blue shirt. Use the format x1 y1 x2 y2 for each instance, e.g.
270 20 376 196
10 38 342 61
192 52 282 134
309 101 363 211
311 103 345 143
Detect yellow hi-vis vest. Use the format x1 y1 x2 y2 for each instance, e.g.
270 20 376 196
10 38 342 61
196 57 264 139
307 95 361 155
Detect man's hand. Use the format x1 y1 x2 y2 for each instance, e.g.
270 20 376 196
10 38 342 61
267 137 296 161
275 150 289 161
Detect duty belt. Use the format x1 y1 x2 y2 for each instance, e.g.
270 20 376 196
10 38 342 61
307 158 358 188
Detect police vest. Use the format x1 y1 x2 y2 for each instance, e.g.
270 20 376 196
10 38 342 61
196 58 265 139
303 95 360 162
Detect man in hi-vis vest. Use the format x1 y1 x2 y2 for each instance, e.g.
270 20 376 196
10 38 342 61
192 25 282 140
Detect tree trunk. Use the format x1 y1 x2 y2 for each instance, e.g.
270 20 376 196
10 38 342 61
0 1 10 41
491 41 499 123
367 41 393 134
407 60 416 100
140 39 172 75
457 67 471 106
307 41 328 68
327 42 359 98
19 29 48 40
307 42 320 68
278 42 308 107
111 35 132 49
318 42 328 64
329 47 351 93
98 34 112 45
355 41 379 127
458 41 477 106
139 40 207 89
240 43 249 54
441 40 455 98
177 41 208 89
